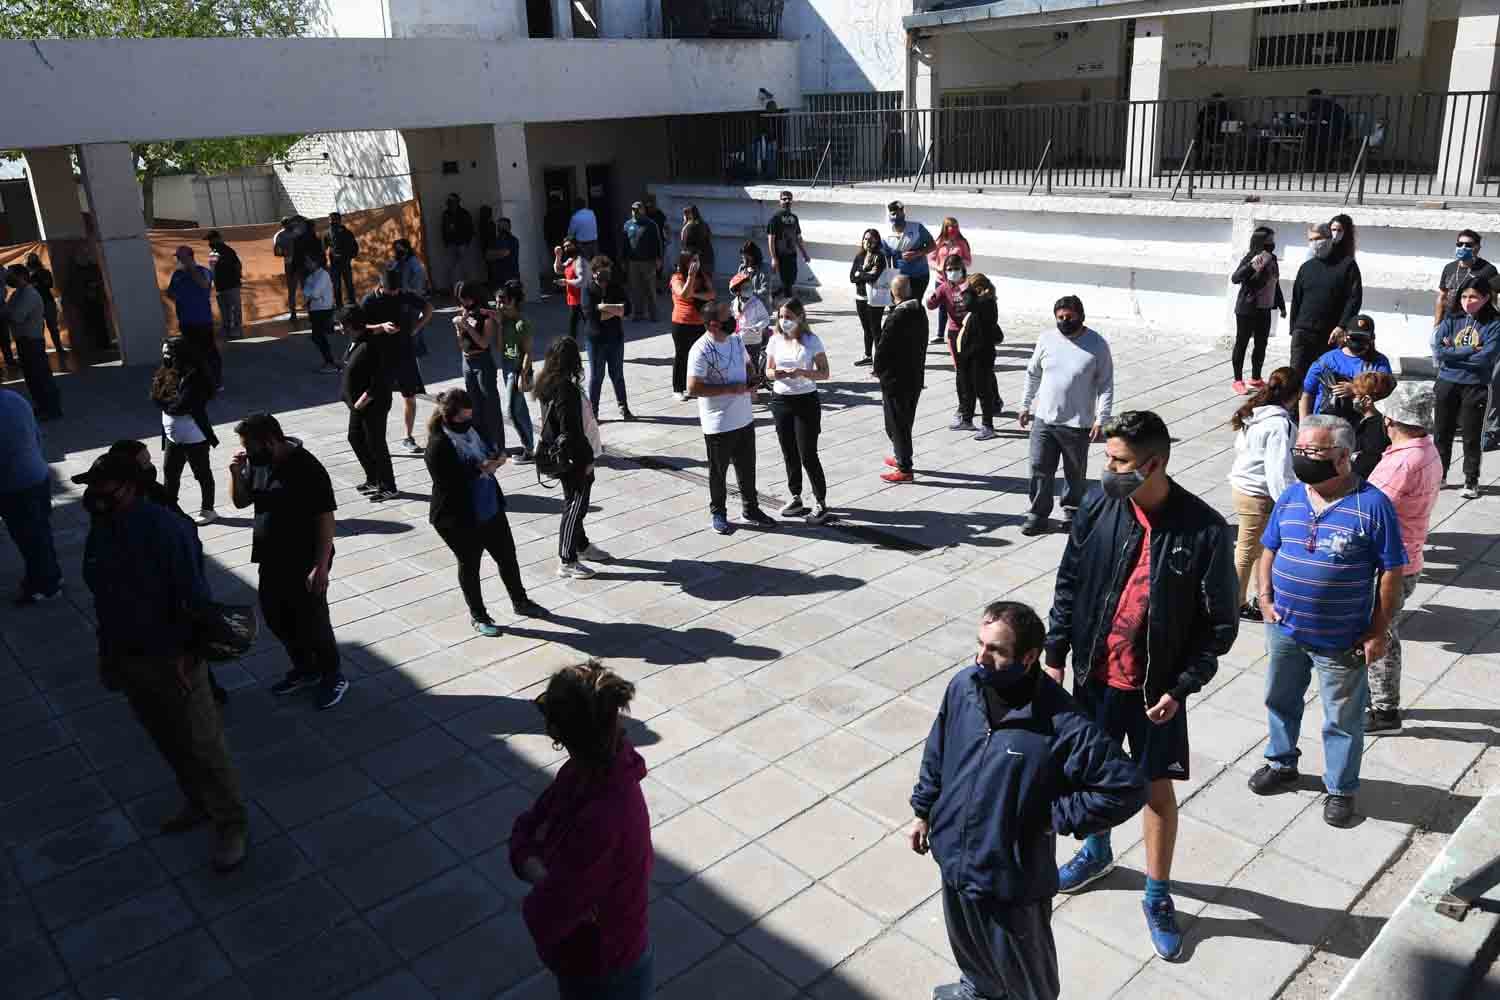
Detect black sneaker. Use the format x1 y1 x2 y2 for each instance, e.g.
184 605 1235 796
270 672 318 696
742 507 777 527
369 488 400 503
1323 794 1357 828
1239 601 1264 623
854 356 873 367
1365 708 1402 733
512 598 547 618
1020 515 1048 537
355 482 379 494
13 587 62 607
620 406 636 422
317 676 350 710
1248 764 1299 795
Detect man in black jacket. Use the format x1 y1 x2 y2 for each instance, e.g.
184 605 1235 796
324 212 360 308
1289 222 1362 389
205 232 243 341
338 305 396 501
875 275 927 482
1044 411 1239 963
911 601 1146 1000
441 193 475 291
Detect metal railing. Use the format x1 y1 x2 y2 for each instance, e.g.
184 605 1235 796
661 0 783 39
668 91 1500 203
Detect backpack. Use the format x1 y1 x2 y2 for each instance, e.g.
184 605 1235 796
535 397 576 488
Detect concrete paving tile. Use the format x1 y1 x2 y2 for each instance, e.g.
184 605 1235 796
671 843 813 935
55 882 197 978
178 835 316 922
727 701 835 761
762 798 887 880
848 695 936 754
385 752 512 821
650 807 749 886
289 794 419 869
0 934 67 998
1181 765 1316 845
237 917 399 999
366 864 505 960
1269 801 1410 888
31 841 168 932
651 736 768 803
796 674 899 726
409 907 538 999
356 725 468 788
1156 902 1311 997
345 969 438 1000
780 729 892 794
739 885 884 988
811 929 959 1000
427 784 533 857
650 895 724 984
1219 851 1361 946
825 832 938 923
13 809 139 887
703 764 824 839
326 826 461 912
656 944 799 1000
747 650 847 701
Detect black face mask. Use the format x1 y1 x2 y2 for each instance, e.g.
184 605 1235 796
247 448 274 468
83 484 127 517
1100 466 1149 500
141 464 157 484
447 420 472 435
1293 454 1340 484
1057 317 1083 336
1347 337 1373 355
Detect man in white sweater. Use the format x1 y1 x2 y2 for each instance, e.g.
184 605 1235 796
1019 295 1115 535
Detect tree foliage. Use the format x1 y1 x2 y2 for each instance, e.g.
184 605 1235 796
3 0 318 220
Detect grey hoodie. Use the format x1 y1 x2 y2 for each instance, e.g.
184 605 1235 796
1228 405 1296 500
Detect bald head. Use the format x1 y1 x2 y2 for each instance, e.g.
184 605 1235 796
890 275 912 302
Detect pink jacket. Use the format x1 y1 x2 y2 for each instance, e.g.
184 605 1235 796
929 230 973 271
1367 436 1442 575
925 277 968 334
510 741 652 979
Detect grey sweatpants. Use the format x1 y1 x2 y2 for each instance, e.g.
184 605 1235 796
941 885 1060 1000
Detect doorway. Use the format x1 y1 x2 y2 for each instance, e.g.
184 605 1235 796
585 163 616 260
527 0 552 38
542 167 576 259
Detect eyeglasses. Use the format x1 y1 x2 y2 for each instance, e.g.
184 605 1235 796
1292 445 1342 458
1458 242 1479 249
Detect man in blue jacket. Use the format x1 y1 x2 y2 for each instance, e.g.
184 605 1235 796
910 601 1146 1000
1045 410 1239 961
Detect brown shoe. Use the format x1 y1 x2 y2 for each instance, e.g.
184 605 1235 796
160 803 209 835
213 825 249 873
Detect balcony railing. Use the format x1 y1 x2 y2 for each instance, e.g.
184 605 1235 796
668 91 1500 203
661 0 784 39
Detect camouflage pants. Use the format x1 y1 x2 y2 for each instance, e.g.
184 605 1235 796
1367 574 1419 712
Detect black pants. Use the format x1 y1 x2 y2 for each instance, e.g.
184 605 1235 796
770 391 826 504
1289 327 1329 392
308 309 337 365
908 273 930 304
16 337 60 417
164 440 214 511
348 401 395 491
957 354 1000 427
284 264 300 315
559 469 594 563
42 303 65 356
855 299 883 359
882 384 921 472
704 423 759 516
1435 378 1487 485
941 885 1060 1000
258 566 341 684
568 304 583 341
330 259 356 307
672 322 703 394
1233 310 1273 381
0 321 13 365
437 515 527 623
776 252 799 296
181 322 222 387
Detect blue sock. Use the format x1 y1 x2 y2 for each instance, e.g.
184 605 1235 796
1082 833 1112 862
1144 876 1171 904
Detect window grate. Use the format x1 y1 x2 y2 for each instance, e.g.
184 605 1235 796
800 92 903 114
1251 0 1403 72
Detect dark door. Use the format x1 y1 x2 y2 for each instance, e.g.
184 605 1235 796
527 0 553 38
585 163 617 260
542 167 575 262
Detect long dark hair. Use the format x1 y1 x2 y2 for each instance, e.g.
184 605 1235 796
1330 213 1357 256
674 251 698 279
1456 274 1499 323
1231 366 1299 431
740 240 763 266
535 659 636 771
779 297 808 341
860 227 882 255
532 336 583 402
427 387 473 438
1248 225 1275 254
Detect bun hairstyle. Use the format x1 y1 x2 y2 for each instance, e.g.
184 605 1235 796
535 659 636 769
1231 366 1300 431
1350 370 1396 403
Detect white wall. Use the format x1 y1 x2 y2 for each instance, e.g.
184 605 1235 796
938 20 1124 100
3 38 802 148
313 0 390 37
785 0 912 93
273 131 414 218
149 174 200 222
195 172 282 227
387 0 525 38
522 116 673 250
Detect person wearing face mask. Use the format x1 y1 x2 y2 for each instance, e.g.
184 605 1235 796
389 238 428 295
340 305 398 502
425 388 544 638
1019 296 1114 536
1045 411 1238 961
1432 275 1500 499
582 256 634 422
670 252 716 401
1435 229 1495 325
361 268 434 454
488 215 521 289
687 300 775 535
767 298 833 524
622 202 664 322
765 191 810 303
3 264 62 421
1289 222 1362 390
0 388 61 605
454 280 504 453
729 271 771 395
150 337 219 525
1348 370 1397 479
1364 382 1442 734
496 280 537 461
1227 368 1300 622
1229 226 1286 393
875 275 929 483
953 274 1004 441
1299 314 1392 423
925 255 970 403
77 451 248 872
1253 415 1407 829
927 217 973 341
849 228 888 366
882 200 936 303
553 238 591 343
909 601 1146 1000
228 412 348 710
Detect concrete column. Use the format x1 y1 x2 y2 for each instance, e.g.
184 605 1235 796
493 123 543 296
23 147 85 241
77 142 165 366
1436 1 1500 195
908 34 940 177
1125 18 1168 186
552 0 575 39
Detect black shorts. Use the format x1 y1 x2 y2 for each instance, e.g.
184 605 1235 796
1074 679 1190 782
395 356 425 397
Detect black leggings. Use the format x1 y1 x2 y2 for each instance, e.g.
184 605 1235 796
568 304 584 341
437 515 527 623
855 299 884 358
164 440 214 510
672 322 703 394
1232 310 1272 381
348 402 395 491
1434 378 1487 485
770 391 826 504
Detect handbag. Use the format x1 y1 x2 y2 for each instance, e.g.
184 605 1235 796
867 267 894 307
192 603 258 661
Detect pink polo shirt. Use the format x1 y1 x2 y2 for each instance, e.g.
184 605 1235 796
1367 435 1442 575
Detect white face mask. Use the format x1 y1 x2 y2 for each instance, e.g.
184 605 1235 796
779 318 798 334
946 270 963 282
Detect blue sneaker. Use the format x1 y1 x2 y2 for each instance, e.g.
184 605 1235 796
1057 847 1115 894
1142 896 1184 960
711 513 733 535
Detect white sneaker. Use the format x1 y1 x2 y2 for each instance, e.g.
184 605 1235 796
194 509 217 526
578 543 609 563
806 504 831 525
403 436 422 453
676 392 690 403
557 559 596 579
780 497 809 517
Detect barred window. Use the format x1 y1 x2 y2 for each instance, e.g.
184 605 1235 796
1251 0 1404 71
801 92 903 114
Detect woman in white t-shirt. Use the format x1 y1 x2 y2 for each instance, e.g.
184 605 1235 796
687 301 775 536
149 337 219 525
765 298 832 523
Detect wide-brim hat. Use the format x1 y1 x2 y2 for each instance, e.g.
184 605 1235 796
1377 381 1436 430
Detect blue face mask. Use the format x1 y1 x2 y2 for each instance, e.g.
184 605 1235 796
1456 245 1476 263
975 659 1030 686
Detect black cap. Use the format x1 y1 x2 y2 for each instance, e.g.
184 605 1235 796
1351 315 1376 336
71 452 142 487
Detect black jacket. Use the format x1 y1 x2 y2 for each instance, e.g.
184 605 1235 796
1230 251 1286 316
443 206 475 247
1290 253 1362 334
911 667 1147 903
210 245 242 291
1352 412 1390 480
956 295 1002 363
848 250 885 292
340 336 390 409
153 366 219 448
874 298 928 391
424 430 504 533
540 380 595 473
1046 480 1239 704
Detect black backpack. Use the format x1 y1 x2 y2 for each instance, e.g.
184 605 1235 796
535 397 576 488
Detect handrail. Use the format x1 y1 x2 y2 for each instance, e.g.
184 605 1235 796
1436 854 1500 921
912 141 933 193
1343 136 1370 206
1027 138 1053 197
1170 139 1198 201
809 140 833 189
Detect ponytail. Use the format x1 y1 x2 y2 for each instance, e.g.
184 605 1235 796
1231 366 1299 432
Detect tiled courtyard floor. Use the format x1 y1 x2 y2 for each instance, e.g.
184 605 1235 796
2 294 1498 999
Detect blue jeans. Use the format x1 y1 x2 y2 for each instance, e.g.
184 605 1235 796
500 358 534 455
588 336 627 412
0 478 62 597
557 945 653 1000
1264 624 1369 795
463 352 503 452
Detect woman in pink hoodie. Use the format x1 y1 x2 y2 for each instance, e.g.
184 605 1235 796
928 217 973 344
511 660 653 999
